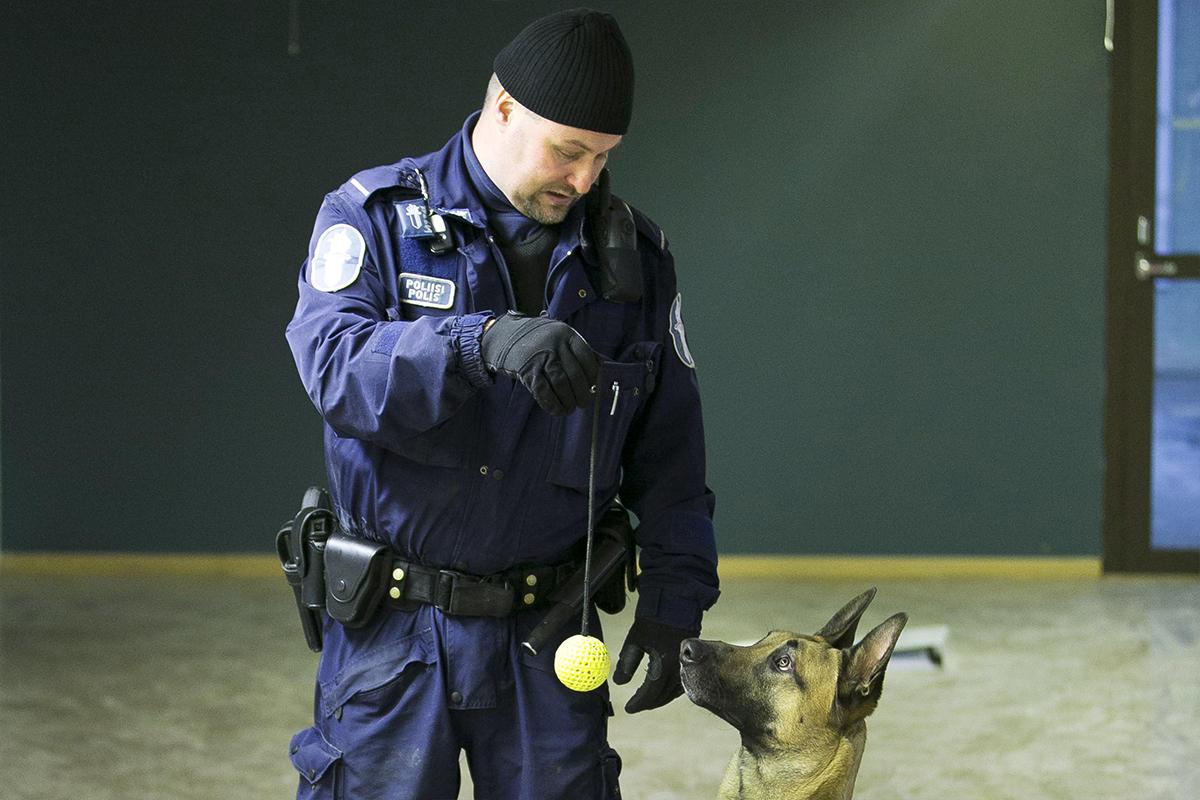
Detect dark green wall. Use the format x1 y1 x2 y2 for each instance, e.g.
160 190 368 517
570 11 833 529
0 1 1108 555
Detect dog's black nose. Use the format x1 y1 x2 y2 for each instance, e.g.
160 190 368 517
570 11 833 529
680 638 707 664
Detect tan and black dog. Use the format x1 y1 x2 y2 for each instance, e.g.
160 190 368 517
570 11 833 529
680 589 907 800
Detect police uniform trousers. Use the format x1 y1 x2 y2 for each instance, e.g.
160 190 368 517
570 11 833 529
289 602 622 799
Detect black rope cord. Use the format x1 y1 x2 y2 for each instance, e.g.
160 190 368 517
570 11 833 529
580 387 601 637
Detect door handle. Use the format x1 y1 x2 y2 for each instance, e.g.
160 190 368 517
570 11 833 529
1104 0 1115 52
1135 254 1178 280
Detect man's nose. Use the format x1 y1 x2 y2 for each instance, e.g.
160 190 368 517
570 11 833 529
566 163 601 196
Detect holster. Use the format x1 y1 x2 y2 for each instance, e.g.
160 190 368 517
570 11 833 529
275 487 335 653
323 531 390 628
592 505 637 615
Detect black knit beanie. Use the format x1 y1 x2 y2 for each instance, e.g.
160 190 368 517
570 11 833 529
493 8 634 136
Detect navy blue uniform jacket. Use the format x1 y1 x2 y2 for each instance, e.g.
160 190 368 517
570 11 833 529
286 119 718 628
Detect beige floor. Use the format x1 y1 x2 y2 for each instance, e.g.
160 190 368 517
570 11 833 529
0 568 1196 799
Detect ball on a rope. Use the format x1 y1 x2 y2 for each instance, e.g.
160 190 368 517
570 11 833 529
554 634 610 691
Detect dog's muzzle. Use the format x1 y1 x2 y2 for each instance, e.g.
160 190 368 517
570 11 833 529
679 638 712 702
680 637 710 665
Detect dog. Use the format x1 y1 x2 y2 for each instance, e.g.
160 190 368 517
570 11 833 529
679 588 907 800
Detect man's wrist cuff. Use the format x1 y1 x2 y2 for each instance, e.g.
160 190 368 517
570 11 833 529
454 312 495 388
634 585 706 630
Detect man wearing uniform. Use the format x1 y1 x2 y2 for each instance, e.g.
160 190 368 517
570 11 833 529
285 9 718 799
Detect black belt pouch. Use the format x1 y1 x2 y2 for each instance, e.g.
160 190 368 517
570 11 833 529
323 532 390 628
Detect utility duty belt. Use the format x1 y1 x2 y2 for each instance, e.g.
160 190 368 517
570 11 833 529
382 558 578 616
276 487 634 653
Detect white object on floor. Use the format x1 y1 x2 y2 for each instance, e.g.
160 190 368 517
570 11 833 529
889 624 947 671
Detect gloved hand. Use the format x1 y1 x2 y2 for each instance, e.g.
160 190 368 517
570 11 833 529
481 312 600 415
612 617 700 713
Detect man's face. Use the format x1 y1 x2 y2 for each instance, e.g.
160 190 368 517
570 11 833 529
500 105 622 225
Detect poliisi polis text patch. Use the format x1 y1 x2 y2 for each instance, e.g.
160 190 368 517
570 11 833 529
399 273 456 309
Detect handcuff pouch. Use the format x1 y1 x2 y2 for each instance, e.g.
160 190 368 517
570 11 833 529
323 531 390 628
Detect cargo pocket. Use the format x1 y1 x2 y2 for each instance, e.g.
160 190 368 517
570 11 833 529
599 746 623 799
290 726 343 799
391 237 464 321
319 627 436 720
546 341 661 491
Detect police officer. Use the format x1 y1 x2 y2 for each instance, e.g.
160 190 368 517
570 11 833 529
285 9 718 799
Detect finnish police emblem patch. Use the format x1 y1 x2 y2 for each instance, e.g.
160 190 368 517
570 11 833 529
669 293 695 369
400 273 456 309
309 223 365 292
397 201 435 238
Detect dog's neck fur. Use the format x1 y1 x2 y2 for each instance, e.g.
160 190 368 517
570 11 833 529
718 722 867 800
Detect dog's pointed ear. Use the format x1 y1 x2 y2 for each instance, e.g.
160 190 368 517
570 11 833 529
837 612 908 725
814 588 877 649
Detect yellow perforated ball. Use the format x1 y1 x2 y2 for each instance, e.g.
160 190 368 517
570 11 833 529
554 634 611 692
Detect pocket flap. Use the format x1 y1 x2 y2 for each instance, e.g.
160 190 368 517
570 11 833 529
616 340 661 394
319 627 435 716
289 726 342 786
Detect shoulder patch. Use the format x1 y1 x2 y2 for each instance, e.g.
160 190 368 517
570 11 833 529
669 293 695 369
309 224 365 292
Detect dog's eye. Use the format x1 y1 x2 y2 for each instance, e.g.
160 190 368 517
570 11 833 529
773 655 792 671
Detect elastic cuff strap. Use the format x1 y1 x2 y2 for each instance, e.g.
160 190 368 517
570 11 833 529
634 586 705 630
454 312 494 389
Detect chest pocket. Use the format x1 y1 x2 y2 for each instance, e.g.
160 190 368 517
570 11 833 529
546 340 661 491
390 237 464 321
571 299 634 360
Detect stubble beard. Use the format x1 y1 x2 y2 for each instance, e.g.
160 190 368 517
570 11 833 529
513 187 578 226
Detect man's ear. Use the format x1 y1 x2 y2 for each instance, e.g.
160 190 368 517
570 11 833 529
814 588 877 650
837 613 908 726
492 89 516 126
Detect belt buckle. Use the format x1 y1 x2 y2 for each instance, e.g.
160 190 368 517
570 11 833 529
435 570 457 611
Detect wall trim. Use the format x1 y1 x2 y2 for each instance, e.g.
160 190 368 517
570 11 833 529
0 553 281 578
0 553 1104 579
716 555 1103 579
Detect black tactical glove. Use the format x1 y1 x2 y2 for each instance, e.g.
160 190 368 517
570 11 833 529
612 617 700 713
481 312 601 415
